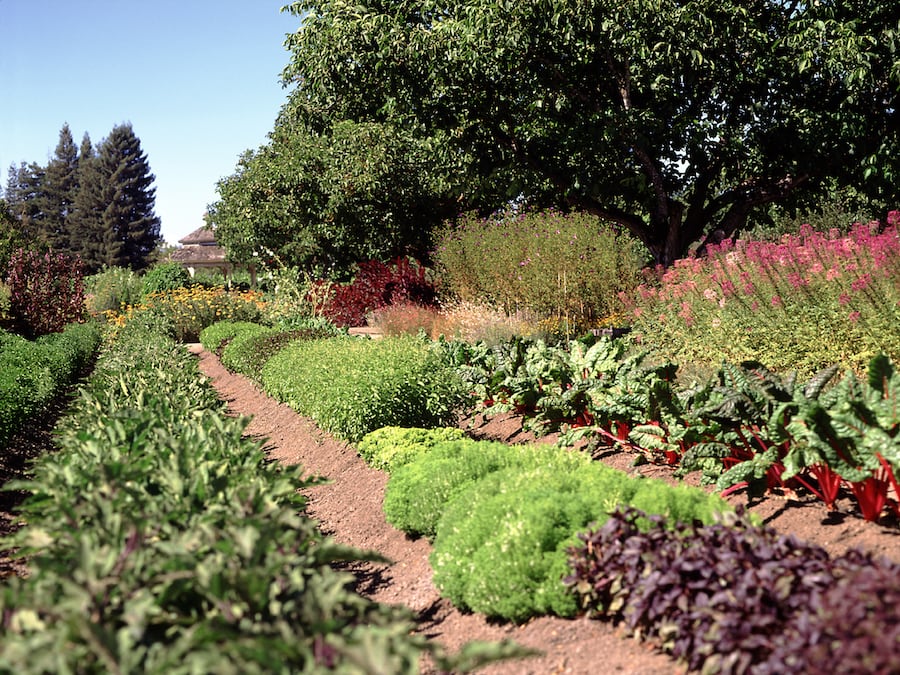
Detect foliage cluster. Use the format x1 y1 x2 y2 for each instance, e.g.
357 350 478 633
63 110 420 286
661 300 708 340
567 507 900 674
256 265 332 325
446 335 677 440
209 119 456 278
626 214 900 375
200 320 346 388
4 248 86 338
313 257 437 328
198 320 264 354
368 300 543 345
383 439 551 539
261 335 469 442
434 209 644 331
356 426 466 472
140 260 191 298
0 280 10 325
83 265 143 315
0 320 521 673
0 321 102 450
224 325 342 383
104 286 265 342
448 332 900 523
279 1 899 267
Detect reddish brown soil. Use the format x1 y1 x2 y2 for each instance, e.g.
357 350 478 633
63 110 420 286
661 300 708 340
191 346 900 674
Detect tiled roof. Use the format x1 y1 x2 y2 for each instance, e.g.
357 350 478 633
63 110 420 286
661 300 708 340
178 226 218 246
170 245 228 264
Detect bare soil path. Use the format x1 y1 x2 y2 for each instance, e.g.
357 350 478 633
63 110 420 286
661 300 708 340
192 345 899 674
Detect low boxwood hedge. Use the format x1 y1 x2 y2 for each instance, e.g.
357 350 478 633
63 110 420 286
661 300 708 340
261 335 469 442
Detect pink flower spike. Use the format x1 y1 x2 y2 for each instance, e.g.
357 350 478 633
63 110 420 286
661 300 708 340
849 311 861 323
771 295 783 308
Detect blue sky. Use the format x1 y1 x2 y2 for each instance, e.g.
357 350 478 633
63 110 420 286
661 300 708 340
0 0 299 245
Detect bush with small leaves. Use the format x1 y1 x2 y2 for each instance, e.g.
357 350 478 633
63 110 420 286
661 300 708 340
431 461 641 621
356 426 467 472
262 335 468 441
140 261 190 297
384 440 588 539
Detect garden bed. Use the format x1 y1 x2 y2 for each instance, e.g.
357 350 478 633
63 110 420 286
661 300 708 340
191 345 899 673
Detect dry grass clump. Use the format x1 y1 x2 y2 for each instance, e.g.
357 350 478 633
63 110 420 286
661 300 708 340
368 300 538 345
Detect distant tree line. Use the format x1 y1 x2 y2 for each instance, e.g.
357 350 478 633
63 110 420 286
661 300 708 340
1 123 161 274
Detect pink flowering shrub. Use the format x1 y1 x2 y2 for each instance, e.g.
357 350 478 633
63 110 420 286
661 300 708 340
625 211 900 375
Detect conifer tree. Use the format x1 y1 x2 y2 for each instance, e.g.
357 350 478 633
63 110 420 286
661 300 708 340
4 162 46 243
68 136 105 270
39 123 79 251
70 124 161 272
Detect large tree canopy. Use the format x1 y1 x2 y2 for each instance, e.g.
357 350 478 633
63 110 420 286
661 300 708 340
209 117 459 279
280 0 899 265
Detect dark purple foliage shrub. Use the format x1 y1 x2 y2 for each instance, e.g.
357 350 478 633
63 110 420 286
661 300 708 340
5 248 85 338
566 507 899 674
757 552 900 674
316 258 436 327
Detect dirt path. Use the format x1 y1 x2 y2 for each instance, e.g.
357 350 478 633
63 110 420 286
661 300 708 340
192 345 900 674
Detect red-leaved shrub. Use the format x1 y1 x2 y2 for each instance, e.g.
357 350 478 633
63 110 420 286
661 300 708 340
314 258 436 327
5 248 86 337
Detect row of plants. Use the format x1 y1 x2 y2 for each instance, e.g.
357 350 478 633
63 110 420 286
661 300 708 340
0 321 102 450
627 213 900 376
567 507 900 673
196 319 900 669
0 318 521 672
202 321 469 443
357 427 730 622
444 334 900 523
103 285 266 342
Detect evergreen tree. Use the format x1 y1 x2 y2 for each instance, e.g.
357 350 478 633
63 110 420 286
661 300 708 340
78 132 94 163
70 125 161 272
4 162 46 244
68 143 106 271
39 123 79 251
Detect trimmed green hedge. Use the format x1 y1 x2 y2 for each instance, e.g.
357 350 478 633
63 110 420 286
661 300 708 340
262 336 469 442
198 320 263 354
0 322 102 449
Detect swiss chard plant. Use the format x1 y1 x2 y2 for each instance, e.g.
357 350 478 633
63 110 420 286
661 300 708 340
784 354 900 520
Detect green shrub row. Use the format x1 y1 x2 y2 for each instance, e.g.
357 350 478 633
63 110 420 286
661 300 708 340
358 428 731 623
200 320 347 389
0 321 521 673
262 335 470 442
0 321 102 449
